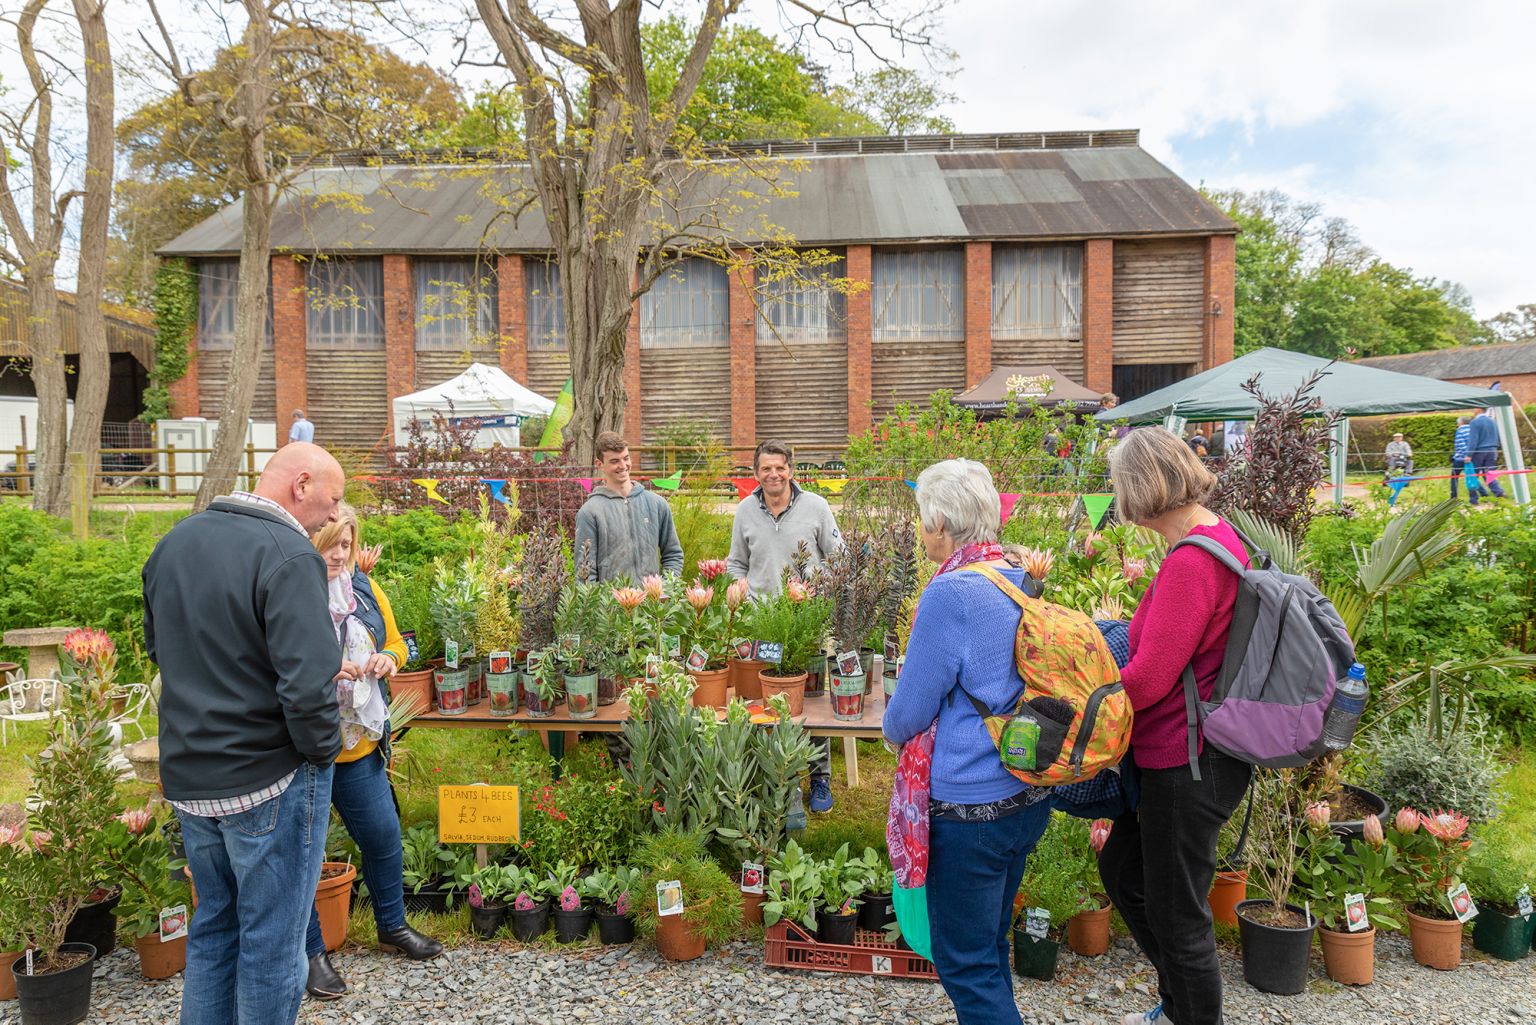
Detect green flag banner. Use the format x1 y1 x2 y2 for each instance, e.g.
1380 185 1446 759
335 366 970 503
535 378 574 463
650 472 683 492
1081 493 1115 530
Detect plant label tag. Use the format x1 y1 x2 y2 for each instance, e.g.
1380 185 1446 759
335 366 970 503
657 880 684 917
836 649 862 677
1448 882 1478 923
754 641 784 665
734 638 754 660
526 649 543 672
740 862 764 895
884 632 899 662
664 633 682 658
159 903 189 942
895 655 905 679
1518 886 1533 921
444 638 460 670
1024 907 1050 940
686 646 709 672
1343 892 1368 932
645 654 662 679
489 651 512 674
401 630 419 663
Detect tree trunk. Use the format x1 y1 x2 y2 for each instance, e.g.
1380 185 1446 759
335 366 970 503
28 273 70 516
194 2 275 511
64 0 114 497
562 242 634 465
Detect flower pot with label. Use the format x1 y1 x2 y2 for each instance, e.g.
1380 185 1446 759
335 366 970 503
1011 925 1060 981
728 658 766 701
485 663 519 717
758 669 807 715
688 668 729 709
134 933 187 980
469 903 507 939
816 907 859 945
564 672 599 720
830 671 865 721
1236 900 1316 995
653 914 707 962
1472 905 1534 961
1318 926 1375 986
1406 908 1464 970
1066 904 1112 957
315 862 356 953
857 891 895 934
433 665 470 715
803 656 827 698
11 942 96 1025
553 905 595 943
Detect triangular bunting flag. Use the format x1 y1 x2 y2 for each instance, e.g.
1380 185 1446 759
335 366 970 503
817 477 850 494
412 479 449 505
481 479 510 504
904 479 918 491
1081 493 1115 530
576 477 595 495
650 472 682 492
731 477 759 500
1387 478 1411 506
999 493 1021 526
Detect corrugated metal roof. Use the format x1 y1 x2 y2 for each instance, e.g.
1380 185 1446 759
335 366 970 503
160 130 1235 256
1354 343 1536 380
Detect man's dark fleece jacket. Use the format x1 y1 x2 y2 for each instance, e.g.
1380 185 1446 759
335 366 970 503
143 498 341 803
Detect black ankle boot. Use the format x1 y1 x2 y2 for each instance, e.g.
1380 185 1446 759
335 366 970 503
376 924 444 960
306 952 347 1000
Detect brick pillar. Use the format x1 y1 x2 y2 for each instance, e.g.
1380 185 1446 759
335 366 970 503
728 251 756 455
846 245 873 437
271 255 308 430
382 255 415 436
497 254 528 383
964 242 992 387
624 281 643 445
1204 234 1236 369
1081 239 1113 394
168 348 199 418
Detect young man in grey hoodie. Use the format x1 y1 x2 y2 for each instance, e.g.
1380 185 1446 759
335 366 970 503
574 431 685 582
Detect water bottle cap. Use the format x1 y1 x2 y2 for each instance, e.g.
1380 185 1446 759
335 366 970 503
1348 662 1366 679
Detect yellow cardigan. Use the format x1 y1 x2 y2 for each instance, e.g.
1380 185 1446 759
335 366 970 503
337 578 408 764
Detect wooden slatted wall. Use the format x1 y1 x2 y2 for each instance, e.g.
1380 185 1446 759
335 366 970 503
197 348 276 425
755 341 848 454
415 347 499 390
525 350 570 405
1111 240 1205 364
871 339 966 420
641 348 731 446
306 350 388 452
990 338 1086 385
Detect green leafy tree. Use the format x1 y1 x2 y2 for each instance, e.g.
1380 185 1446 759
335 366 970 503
848 65 957 135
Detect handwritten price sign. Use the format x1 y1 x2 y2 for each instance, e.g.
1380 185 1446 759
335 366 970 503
437 785 521 844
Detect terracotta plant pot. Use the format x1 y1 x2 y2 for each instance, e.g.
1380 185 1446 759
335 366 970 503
688 668 729 709
391 668 434 716
1406 909 1464 970
0 949 23 1000
654 915 707 962
740 891 766 926
759 670 807 715
135 933 188 980
314 862 357 954
1208 869 1248 927
1066 905 1112 956
728 658 766 701
1318 926 1375 986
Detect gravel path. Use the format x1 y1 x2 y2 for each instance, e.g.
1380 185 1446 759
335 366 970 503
53 932 1536 1025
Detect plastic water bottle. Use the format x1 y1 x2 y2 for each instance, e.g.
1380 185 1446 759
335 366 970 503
1322 663 1368 750
786 785 807 835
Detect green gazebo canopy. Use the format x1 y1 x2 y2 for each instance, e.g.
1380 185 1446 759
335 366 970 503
1096 347 1511 426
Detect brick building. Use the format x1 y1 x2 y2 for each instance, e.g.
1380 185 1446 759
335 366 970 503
161 130 1237 454
1355 342 1536 409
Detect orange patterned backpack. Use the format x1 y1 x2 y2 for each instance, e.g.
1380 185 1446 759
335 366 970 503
957 564 1132 786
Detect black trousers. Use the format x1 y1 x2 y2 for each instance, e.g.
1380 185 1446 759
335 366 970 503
1098 746 1251 1025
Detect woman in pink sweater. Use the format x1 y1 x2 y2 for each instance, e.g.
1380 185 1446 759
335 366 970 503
1100 428 1253 1025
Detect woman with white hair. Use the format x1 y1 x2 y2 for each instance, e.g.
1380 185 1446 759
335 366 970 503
883 458 1050 1025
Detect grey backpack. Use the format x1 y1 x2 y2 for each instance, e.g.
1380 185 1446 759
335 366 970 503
1172 530 1356 779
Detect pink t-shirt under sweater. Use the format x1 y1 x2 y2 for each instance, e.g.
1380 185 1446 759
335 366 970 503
1123 519 1247 770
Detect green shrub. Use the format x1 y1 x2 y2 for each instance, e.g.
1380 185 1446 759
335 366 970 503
1364 717 1505 825
1465 826 1536 911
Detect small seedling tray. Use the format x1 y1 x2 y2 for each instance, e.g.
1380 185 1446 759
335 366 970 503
763 921 939 981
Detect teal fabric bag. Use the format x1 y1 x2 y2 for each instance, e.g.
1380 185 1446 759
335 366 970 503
891 883 932 961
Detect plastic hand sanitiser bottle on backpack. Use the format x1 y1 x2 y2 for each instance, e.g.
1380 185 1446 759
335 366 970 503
1321 663 1368 751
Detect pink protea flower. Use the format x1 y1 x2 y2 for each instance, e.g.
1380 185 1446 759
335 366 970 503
725 579 750 611
786 580 809 602
1020 547 1055 580
612 587 645 613
1420 809 1470 842
1394 807 1421 834
642 575 666 601
1121 558 1147 583
559 885 580 912
1304 801 1331 832
514 891 536 911
468 883 484 909
684 584 714 612
696 558 728 582
1362 814 1385 848
63 627 115 666
615 891 630 916
118 806 154 835
1083 532 1104 558
0 822 22 847
356 543 383 574
29 830 51 851
1091 597 1126 621
1089 819 1112 853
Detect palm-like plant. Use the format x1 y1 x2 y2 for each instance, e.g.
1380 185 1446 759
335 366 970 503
1227 508 1307 577
1327 499 1463 640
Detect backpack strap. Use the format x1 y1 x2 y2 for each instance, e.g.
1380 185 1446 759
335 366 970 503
1167 533 1252 575
951 563 1041 718
1181 666 1203 782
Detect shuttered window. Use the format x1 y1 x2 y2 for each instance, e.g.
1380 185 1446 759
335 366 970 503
525 259 567 351
756 254 847 344
305 257 384 350
197 258 272 350
871 249 964 342
992 245 1082 340
640 256 728 348
415 258 498 350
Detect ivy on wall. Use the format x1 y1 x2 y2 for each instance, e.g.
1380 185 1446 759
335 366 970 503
139 258 196 423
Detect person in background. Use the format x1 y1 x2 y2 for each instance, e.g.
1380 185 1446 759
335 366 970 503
304 504 442 1001
1096 428 1252 1025
142 442 344 1025
883 459 1052 1025
1451 416 1486 503
1384 432 1415 475
1467 406 1507 502
1185 428 1210 461
574 431 684 582
289 409 315 445
726 440 843 812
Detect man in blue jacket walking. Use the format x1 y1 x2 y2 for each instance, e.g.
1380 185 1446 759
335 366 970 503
1466 408 1506 503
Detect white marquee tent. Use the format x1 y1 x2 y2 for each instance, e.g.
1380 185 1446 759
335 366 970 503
391 363 555 448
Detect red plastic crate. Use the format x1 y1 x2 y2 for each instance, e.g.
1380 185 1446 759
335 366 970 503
763 921 940 981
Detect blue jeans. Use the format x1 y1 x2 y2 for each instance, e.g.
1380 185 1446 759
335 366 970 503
305 749 406 956
178 762 333 1025
926 799 1052 1025
1472 449 1506 500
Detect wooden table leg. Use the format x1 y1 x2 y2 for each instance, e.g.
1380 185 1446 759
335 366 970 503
843 735 859 788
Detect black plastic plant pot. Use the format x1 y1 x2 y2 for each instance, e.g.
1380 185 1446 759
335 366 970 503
13 942 97 1025
1236 900 1317 995
508 900 551 942
1011 927 1060 981
816 909 859 946
857 892 895 933
1330 783 1389 852
1472 906 1534 961
63 889 119 959
553 906 595 944
594 906 635 944
403 883 452 916
468 903 507 940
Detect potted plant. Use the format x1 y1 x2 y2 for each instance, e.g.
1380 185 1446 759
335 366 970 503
505 865 553 943
0 832 29 1001
1064 817 1113 957
399 824 458 914
678 562 733 708
380 566 441 716
429 560 483 714
584 867 641 945
1292 804 1401 986
466 863 514 939
518 525 567 711
1013 826 1080 982
856 849 896 935
1465 830 1535 961
752 581 829 716
555 584 606 720
104 807 193 980
814 843 867 945
632 828 741 961
720 578 766 700
601 586 648 705
476 579 521 716
763 839 820 941
1236 768 1318 996
544 861 594 943
1391 807 1473 970
524 649 563 718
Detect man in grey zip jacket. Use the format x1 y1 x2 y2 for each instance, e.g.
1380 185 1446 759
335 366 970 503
574 431 684 582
